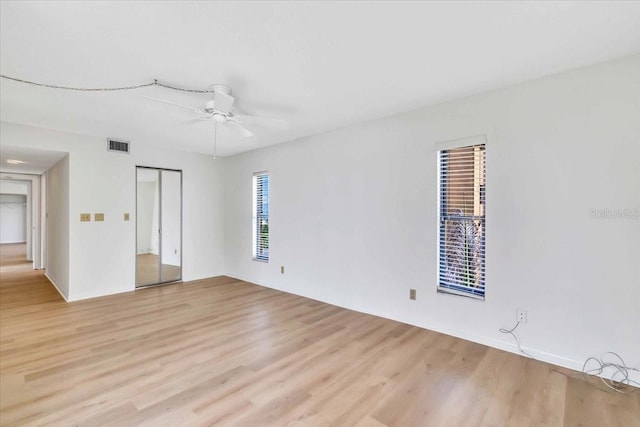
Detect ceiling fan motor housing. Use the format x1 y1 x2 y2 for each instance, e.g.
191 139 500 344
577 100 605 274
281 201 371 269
210 84 232 95
209 84 235 114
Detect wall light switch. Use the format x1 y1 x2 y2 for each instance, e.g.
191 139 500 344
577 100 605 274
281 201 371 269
124 213 130 221
94 213 105 222
281 266 285 274
409 289 417 300
80 213 91 222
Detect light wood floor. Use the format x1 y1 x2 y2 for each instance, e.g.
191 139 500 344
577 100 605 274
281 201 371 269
136 253 181 286
0 243 32 273
1 245 638 426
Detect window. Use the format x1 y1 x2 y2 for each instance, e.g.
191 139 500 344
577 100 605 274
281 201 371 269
252 172 269 262
438 142 486 298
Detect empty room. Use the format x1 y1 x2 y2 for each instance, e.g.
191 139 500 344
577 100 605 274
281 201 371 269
0 1 638 426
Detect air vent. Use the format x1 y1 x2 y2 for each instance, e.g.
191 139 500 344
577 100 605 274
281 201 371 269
107 139 130 154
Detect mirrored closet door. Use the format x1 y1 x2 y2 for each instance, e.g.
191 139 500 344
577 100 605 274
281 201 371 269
136 166 182 287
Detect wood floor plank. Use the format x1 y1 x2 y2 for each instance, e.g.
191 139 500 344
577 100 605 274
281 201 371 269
1 243 638 426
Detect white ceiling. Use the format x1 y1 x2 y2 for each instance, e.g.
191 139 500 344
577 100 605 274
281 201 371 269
0 146 67 175
1 1 639 157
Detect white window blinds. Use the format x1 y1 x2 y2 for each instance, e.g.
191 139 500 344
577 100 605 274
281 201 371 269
438 144 486 298
252 172 269 262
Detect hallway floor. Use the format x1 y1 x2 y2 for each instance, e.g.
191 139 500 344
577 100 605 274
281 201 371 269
0 243 62 308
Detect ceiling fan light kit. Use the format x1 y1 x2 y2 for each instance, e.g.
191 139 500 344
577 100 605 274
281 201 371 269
212 113 227 123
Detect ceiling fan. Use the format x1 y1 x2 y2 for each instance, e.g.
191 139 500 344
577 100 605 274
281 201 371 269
144 84 285 139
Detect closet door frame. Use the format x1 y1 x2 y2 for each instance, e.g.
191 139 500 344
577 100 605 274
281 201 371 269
135 165 183 288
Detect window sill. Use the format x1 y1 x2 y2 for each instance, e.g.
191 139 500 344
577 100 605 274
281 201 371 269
437 288 485 301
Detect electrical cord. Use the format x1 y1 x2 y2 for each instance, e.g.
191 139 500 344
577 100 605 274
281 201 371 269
500 322 639 395
499 320 536 359
582 352 639 395
0 75 217 93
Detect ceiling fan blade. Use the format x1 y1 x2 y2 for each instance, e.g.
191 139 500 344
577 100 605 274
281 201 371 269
144 96 204 113
184 117 212 124
226 120 254 137
233 113 287 129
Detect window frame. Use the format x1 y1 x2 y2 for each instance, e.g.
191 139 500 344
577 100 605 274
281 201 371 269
252 171 269 262
436 135 486 300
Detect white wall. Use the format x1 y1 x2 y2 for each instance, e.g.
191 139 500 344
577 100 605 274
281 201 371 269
224 55 640 377
46 155 70 299
0 122 225 301
0 194 27 243
0 180 29 195
0 181 29 245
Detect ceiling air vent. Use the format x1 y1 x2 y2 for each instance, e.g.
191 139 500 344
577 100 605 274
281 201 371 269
107 139 130 154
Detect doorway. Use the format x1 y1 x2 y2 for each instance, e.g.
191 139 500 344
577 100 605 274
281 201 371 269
135 167 182 287
0 174 43 269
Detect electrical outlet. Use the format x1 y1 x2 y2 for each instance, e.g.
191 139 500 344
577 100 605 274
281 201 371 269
409 289 416 300
80 213 91 222
280 266 285 274
517 308 527 323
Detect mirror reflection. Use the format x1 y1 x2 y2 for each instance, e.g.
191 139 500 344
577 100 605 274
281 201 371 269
136 167 182 287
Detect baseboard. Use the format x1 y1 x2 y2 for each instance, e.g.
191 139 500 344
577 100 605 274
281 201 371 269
44 272 69 302
62 270 224 302
413 320 581 371
68 284 135 302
